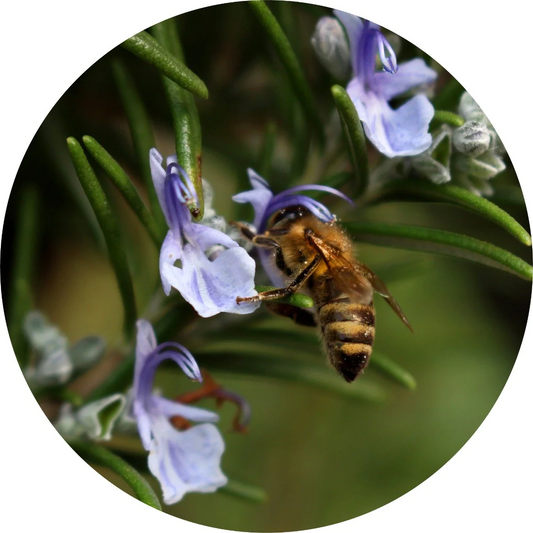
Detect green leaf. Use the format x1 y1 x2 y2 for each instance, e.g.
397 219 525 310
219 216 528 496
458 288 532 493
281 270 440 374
151 20 204 220
255 285 314 308
431 110 465 128
82 135 164 248
192 350 387 403
374 180 531 246
66 137 137 339
343 221 533 281
370 353 417 390
331 85 369 198
70 441 162 510
8 185 39 368
249 0 324 146
121 31 208 100
110 59 166 231
219 478 268 503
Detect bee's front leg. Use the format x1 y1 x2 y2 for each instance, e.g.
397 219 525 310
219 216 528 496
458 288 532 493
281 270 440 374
236 254 321 304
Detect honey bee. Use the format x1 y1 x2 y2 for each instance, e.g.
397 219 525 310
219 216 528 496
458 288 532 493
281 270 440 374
234 206 412 382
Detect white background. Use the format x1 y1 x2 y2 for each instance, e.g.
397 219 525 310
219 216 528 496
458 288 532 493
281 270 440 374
1 1 531 531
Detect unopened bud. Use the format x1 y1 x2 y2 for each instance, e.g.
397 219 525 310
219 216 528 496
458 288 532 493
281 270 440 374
311 17 351 80
453 121 491 157
458 92 487 123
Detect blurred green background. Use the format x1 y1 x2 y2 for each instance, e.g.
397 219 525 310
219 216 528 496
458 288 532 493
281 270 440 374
2 2 530 531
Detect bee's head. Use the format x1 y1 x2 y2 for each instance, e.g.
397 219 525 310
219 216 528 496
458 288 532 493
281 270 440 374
268 205 311 229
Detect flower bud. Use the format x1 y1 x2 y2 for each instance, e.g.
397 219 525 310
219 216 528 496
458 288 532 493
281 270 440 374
458 92 487 123
453 121 491 157
311 17 351 80
454 151 506 180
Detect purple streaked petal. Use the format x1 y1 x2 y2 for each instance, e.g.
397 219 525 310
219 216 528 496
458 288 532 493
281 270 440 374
152 396 220 423
147 417 227 505
162 245 260 318
159 230 183 296
372 58 437 100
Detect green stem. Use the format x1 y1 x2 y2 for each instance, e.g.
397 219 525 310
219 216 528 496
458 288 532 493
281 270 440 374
255 285 314 308
374 180 531 246
219 479 268 503
151 20 204 219
431 110 465 128
343 221 533 281
121 31 208 99
331 85 369 198
110 59 166 231
83 136 164 248
258 121 277 180
249 0 324 147
70 441 162 510
8 184 39 368
67 138 137 340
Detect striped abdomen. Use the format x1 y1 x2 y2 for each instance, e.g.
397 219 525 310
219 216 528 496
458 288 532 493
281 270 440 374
318 300 376 382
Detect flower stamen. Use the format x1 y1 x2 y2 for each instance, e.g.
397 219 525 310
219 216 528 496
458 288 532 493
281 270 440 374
375 31 398 73
176 370 251 433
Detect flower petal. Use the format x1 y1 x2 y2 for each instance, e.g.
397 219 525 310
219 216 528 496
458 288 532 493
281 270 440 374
333 10 364 74
232 168 273 229
162 245 260 318
372 58 437 100
149 148 171 224
159 230 183 296
186 223 239 252
152 396 220 423
147 417 227 504
348 81 434 157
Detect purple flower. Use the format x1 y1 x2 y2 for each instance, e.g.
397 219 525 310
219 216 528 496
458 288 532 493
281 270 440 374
133 319 227 504
334 10 437 157
233 169 352 285
150 148 260 318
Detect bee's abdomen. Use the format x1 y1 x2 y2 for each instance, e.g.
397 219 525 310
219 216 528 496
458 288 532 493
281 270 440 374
319 302 375 383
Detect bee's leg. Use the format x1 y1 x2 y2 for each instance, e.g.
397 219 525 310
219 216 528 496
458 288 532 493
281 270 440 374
229 221 257 242
265 302 316 327
236 254 321 304
253 236 292 276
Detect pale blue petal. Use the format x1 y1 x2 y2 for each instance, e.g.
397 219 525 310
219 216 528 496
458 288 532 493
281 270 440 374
133 320 158 396
147 417 227 504
149 148 171 225
233 188 273 229
186 223 239 252
134 403 153 450
159 230 183 296
372 58 437 100
333 9 364 73
162 245 260 318
348 81 434 157
153 396 220 423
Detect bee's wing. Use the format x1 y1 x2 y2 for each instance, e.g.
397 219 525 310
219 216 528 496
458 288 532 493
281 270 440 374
351 257 413 332
308 233 413 332
307 233 374 302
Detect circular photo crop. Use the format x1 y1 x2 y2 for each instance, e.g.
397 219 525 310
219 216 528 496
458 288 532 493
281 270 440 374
2 2 531 531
